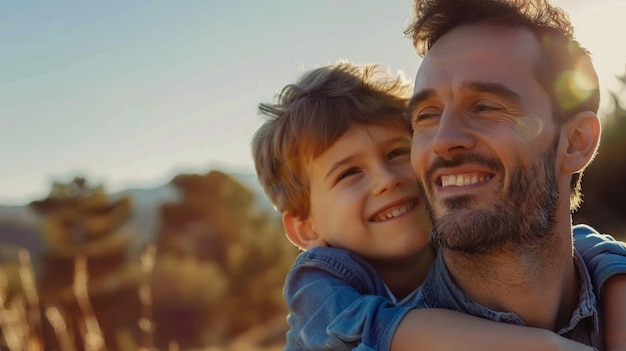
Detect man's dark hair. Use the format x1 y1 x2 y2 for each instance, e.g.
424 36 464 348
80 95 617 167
404 0 600 210
405 0 573 56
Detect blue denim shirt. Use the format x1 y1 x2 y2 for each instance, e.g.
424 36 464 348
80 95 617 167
284 224 626 350
573 224 626 295
417 235 604 349
284 247 420 350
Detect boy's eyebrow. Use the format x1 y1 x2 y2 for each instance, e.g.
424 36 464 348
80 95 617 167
406 81 522 116
324 156 355 181
322 136 410 182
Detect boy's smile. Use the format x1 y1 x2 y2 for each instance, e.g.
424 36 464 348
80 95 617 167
369 197 418 223
302 123 431 261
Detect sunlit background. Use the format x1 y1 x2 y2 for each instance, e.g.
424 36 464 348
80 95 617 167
1 1 625 350
2 0 626 205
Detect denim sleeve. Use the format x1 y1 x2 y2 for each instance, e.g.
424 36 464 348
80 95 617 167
573 224 626 295
284 248 415 351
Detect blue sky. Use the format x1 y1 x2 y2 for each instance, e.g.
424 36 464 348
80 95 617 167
2 0 625 205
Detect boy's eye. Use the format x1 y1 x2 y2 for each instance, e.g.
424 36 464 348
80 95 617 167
336 167 360 183
388 146 410 160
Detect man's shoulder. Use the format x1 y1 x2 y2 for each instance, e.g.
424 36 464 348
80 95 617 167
572 223 600 237
572 222 626 286
572 223 624 249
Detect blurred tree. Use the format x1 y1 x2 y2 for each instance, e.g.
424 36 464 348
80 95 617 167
30 177 131 290
154 170 298 348
29 177 136 350
574 68 626 238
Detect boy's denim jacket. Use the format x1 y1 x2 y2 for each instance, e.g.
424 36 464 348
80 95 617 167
284 224 626 350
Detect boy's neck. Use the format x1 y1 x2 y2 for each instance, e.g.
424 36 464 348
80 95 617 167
370 245 436 300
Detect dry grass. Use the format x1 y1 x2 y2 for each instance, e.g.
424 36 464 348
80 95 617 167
0 246 287 351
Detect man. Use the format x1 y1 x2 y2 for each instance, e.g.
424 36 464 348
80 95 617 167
397 0 620 349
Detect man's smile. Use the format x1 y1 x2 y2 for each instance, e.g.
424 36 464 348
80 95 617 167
440 172 494 187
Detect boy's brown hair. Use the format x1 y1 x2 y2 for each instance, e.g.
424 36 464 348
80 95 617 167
252 61 412 219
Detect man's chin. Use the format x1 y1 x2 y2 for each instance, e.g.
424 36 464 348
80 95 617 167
433 206 478 222
441 238 506 256
433 210 509 254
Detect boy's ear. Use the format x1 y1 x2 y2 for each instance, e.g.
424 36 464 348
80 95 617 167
561 111 601 174
282 212 326 250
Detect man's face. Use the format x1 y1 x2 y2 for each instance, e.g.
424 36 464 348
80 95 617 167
305 123 432 261
408 25 562 254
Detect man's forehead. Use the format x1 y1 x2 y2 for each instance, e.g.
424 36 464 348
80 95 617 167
415 25 539 73
412 24 541 93
429 24 538 54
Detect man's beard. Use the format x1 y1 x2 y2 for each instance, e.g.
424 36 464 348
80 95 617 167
419 137 560 256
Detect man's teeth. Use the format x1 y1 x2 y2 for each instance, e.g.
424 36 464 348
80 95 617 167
441 174 492 187
374 202 414 222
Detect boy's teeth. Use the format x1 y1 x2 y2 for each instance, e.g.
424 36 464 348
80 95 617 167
441 173 491 187
374 202 414 222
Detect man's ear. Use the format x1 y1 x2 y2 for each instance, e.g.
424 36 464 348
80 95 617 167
282 212 326 250
561 111 601 173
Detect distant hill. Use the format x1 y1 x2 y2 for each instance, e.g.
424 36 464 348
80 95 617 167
0 170 276 261
0 204 43 271
0 204 38 225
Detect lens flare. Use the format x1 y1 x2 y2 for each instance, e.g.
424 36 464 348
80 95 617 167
553 58 599 111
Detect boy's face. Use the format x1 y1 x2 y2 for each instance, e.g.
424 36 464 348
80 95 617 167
301 123 431 261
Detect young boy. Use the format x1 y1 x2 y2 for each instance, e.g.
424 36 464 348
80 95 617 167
252 61 626 351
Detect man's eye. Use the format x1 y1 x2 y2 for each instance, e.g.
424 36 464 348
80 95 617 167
412 112 439 131
416 109 441 120
412 107 441 128
474 102 503 113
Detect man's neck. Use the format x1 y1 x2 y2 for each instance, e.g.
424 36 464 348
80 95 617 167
442 230 580 331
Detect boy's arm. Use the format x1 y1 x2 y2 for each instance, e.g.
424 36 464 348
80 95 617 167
572 224 626 351
287 247 595 351
392 308 595 351
285 247 415 351
604 275 626 351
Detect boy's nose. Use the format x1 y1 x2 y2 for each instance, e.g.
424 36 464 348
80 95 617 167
372 166 404 195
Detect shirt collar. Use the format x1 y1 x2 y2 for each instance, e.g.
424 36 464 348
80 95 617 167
556 249 601 335
422 247 601 332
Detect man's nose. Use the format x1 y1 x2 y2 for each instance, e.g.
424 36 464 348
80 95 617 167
432 109 475 158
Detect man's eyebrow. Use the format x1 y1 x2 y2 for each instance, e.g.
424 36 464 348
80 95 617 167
406 82 522 116
464 81 522 104
407 89 436 116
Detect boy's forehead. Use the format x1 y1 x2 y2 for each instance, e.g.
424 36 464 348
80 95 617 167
309 120 409 154
305 122 411 177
